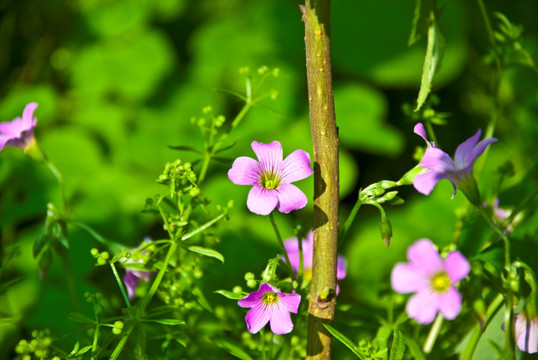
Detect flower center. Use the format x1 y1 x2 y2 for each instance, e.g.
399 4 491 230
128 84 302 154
431 272 451 293
262 291 279 305
261 173 280 190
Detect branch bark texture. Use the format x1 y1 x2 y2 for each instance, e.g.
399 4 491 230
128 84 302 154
303 0 339 359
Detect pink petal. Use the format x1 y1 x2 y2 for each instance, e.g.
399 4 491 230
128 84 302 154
413 171 448 195
444 251 470 283
438 287 462 320
278 292 301 314
391 263 429 293
22 102 38 126
515 314 538 354
280 149 313 183
0 135 8 150
238 283 274 308
246 186 278 215
406 289 440 324
244 303 271 334
251 141 283 173
275 183 308 213
420 147 457 173
283 235 313 272
228 156 261 185
123 271 139 299
414 123 431 146
407 239 444 274
336 256 347 280
268 302 294 334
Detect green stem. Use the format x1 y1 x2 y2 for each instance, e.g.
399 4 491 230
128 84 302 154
268 213 297 281
460 293 504 360
260 331 268 360
423 314 443 353
47 161 68 216
110 262 131 308
56 245 80 312
476 0 501 72
91 302 100 359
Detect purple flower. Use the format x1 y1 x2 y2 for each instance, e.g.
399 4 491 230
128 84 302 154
238 283 301 334
391 238 470 324
283 230 347 292
413 124 497 199
413 123 435 148
228 141 313 215
0 103 38 151
122 238 153 299
514 313 538 353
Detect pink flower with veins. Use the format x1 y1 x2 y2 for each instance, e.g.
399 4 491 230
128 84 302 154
228 141 313 215
391 238 470 324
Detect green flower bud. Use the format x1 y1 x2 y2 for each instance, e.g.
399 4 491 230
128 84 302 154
112 321 124 335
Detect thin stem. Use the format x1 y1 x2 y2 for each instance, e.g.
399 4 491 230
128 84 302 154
91 302 100 359
268 213 297 281
423 119 439 147
47 161 68 215
476 0 501 72
338 198 361 244
110 262 131 308
423 314 443 353
56 245 80 312
260 331 268 360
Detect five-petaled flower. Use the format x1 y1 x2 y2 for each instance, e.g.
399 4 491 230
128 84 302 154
0 102 38 151
514 312 538 354
413 123 497 201
391 238 470 324
238 282 301 334
228 141 313 215
123 238 153 299
283 230 347 293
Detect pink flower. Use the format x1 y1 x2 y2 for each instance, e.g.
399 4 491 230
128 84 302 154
0 103 38 151
238 283 301 334
228 141 313 215
391 239 470 324
515 313 538 353
283 230 347 292
122 238 153 299
413 124 497 199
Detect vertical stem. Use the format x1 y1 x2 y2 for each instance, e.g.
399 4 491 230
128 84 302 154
423 314 443 353
303 0 339 359
269 213 298 281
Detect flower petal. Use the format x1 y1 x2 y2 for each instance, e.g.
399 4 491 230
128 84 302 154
251 141 283 174
414 123 433 147
268 302 294 334
22 102 38 126
413 171 452 196
391 263 429 293
280 149 313 183
247 186 278 215
406 289 440 324
420 147 457 173
228 156 261 185
444 250 470 283
275 183 308 213
238 283 273 308
454 129 481 169
283 235 313 272
463 138 497 171
279 292 301 314
0 135 8 150
244 303 271 334
438 287 462 320
123 271 139 299
516 315 538 353
407 239 444 274
337 256 347 280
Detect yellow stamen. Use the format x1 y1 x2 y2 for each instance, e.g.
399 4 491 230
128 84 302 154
431 272 451 292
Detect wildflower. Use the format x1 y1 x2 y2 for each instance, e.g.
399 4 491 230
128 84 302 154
283 230 347 292
0 103 38 151
514 312 538 353
238 282 301 334
228 141 313 215
391 238 470 324
123 238 153 299
413 123 434 148
413 124 497 202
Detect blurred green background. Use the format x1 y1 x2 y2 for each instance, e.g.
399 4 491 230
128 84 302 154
1 0 538 358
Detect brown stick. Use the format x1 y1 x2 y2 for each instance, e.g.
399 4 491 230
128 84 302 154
303 0 339 359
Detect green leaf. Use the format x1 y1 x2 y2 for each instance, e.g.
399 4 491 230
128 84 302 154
389 330 406 360
415 15 445 111
76 345 93 356
213 337 254 360
408 0 432 46
488 341 512 360
142 319 185 326
323 324 365 359
214 290 248 300
403 336 426 360
186 246 224 263
69 312 96 324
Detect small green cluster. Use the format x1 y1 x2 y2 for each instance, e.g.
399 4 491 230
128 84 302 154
14 330 56 360
112 321 124 335
90 248 110 266
157 159 198 198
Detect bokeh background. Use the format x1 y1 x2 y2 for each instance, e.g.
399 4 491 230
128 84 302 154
1 0 538 358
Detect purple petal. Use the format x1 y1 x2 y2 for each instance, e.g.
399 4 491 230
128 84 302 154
0 135 8 150
420 148 457 173
407 239 444 274
336 256 347 280
413 171 449 195
244 303 271 334
406 289 440 324
280 149 313 183
251 141 283 174
279 292 301 313
414 123 430 145
238 283 274 308
438 287 462 320
123 271 139 299
275 183 308 213
22 102 38 126
268 302 294 334
461 138 497 171
444 251 470 283
515 315 538 353
283 234 313 272
228 156 261 185
454 130 481 169
247 186 278 215
391 263 429 293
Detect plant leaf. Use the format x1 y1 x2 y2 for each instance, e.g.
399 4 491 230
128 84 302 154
167 145 203 154
214 289 248 300
142 319 185 326
323 324 365 359
213 337 254 360
389 330 406 360
186 246 224 263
